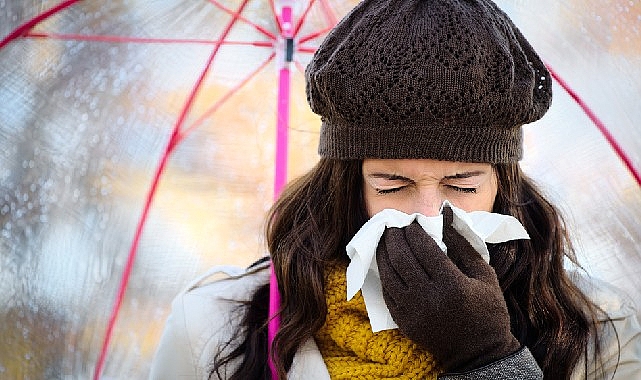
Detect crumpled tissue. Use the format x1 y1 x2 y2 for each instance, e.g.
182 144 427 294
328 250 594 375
345 201 530 332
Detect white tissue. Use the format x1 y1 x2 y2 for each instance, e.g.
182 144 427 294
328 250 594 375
345 201 529 332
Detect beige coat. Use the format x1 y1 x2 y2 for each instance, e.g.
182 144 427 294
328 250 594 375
149 261 641 379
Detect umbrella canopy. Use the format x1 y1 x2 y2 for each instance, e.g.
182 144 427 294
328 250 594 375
504 0 641 297
0 1 358 378
0 0 639 379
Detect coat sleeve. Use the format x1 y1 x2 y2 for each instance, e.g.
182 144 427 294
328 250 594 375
148 264 271 380
437 347 543 380
596 310 641 379
570 272 641 380
148 293 199 380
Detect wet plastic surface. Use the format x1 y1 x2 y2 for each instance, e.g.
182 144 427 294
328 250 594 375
0 1 639 378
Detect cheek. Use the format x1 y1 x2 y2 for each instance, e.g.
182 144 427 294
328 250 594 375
441 185 498 213
452 173 498 213
465 180 498 212
363 188 401 217
454 195 495 213
363 189 381 217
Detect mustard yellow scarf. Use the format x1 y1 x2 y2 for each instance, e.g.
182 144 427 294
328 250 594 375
313 263 441 379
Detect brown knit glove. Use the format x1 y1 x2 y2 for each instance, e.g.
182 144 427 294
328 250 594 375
375 206 521 373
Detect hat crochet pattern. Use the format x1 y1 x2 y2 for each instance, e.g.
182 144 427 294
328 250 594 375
306 0 552 163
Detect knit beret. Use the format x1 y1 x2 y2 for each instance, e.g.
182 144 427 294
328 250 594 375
305 0 552 163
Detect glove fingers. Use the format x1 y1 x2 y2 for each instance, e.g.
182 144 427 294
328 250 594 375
380 281 400 312
445 229 497 282
382 226 434 284
403 221 461 279
442 204 454 226
376 232 409 291
376 228 415 316
441 206 497 283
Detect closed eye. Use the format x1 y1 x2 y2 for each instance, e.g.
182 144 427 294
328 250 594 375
446 185 477 194
376 186 406 194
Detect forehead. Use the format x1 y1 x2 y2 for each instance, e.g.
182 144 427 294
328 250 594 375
362 159 492 176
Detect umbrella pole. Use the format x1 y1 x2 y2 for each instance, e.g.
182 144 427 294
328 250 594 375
270 2 294 378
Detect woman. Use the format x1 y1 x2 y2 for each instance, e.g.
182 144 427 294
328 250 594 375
149 0 641 378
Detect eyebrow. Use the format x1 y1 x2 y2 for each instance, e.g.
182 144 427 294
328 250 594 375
443 170 486 179
367 173 413 181
366 170 486 181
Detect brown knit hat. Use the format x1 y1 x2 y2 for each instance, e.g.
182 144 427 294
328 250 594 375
306 0 552 163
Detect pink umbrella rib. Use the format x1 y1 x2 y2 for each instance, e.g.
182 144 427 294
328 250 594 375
269 0 283 36
293 59 307 75
547 65 641 187
93 1 254 379
298 25 333 45
292 0 317 38
317 0 338 26
208 0 278 41
0 0 80 50
24 31 274 47
297 45 318 54
180 51 276 140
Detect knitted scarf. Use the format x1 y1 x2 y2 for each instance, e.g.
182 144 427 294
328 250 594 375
313 263 441 379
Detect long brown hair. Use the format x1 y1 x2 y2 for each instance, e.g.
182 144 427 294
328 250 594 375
491 163 605 378
211 158 607 379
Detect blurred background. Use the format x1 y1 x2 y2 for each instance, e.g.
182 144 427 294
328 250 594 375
0 0 639 378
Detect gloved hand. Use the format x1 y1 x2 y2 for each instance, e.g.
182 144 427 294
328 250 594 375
375 206 521 373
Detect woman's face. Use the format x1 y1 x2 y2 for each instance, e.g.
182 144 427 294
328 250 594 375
362 159 498 217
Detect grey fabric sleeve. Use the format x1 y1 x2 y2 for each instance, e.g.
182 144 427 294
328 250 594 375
438 347 543 380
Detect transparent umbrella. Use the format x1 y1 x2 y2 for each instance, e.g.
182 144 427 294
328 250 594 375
0 1 639 379
0 1 358 378
501 0 641 301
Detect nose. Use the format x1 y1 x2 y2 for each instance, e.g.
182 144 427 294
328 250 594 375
413 189 444 217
